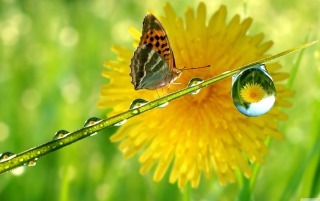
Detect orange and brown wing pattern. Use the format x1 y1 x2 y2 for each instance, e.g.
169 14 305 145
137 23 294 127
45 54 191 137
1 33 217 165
139 14 176 70
129 14 182 90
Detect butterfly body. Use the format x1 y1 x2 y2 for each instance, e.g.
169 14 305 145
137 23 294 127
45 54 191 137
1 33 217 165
130 14 182 90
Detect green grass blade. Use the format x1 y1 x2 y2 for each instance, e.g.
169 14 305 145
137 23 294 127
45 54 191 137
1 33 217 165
237 176 252 201
183 183 191 201
0 41 317 175
309 100 320 198
286 31 311 89
280 128 320 200
249 137 271 190
310 149 320 197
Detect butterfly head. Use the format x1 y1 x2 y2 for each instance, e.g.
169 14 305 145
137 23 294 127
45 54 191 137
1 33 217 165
173 69 182 80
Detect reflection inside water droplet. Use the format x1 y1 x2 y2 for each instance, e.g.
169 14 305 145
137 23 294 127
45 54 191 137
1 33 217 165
0 152 16 162
84 117 102 127
113 119 127 126
25 158 38 166
188 77 204 95
53 130 69 140
130 98 148 109
231 64 276 117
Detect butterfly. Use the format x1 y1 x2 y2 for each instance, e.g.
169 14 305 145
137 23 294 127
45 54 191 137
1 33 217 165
129 14 182 90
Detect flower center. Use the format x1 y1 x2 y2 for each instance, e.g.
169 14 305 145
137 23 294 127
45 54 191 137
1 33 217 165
240 83 265 103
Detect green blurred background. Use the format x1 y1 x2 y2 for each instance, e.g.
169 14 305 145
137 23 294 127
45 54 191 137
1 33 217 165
0 0 319 200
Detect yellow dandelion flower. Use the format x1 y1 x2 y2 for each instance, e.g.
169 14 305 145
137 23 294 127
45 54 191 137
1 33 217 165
98 3 294 188
240 83 265 103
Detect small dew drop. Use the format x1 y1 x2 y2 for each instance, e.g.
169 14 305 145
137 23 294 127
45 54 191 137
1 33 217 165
25 158 38 167
190 89 201 95
83 117 102 127
12 166 25 176
90 132 98 137
0 152 16 162
83 117 102 136
89 129 98 137
157 102 169 108
131 110 139 115
113 119 127 126
129 98 148 109
53 130 69 140
231 64 276 117
187 78 204 95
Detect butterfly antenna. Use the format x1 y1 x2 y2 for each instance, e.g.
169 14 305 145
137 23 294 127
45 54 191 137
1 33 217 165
182 65 210 70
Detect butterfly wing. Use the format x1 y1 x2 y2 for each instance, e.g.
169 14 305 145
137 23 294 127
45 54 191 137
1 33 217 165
129 14 181 90
130 44 173 90
139 14 176 70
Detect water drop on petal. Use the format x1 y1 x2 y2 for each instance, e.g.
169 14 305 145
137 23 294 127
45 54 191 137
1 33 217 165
231 64 276 117
113 119 127 126
83 117 102 127
0 152 16 162
187 78 204 95
53 130 69 140
157 102 169 108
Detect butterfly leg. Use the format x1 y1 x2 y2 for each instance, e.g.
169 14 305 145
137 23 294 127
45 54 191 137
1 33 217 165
166 84 171 94
170 82 181 90
156 89 160 97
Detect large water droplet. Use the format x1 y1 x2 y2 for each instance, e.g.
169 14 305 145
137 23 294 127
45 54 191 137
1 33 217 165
0 152 16 162
231 64 276 117
113 119 127 126
130 98 148 109
157 102 169 108
187 78 204 95
53 130 69 140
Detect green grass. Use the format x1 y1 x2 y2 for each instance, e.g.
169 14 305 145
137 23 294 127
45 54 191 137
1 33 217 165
0 0 319 200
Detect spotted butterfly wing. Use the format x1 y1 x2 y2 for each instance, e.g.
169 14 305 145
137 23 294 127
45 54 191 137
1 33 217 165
129 14 182 90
